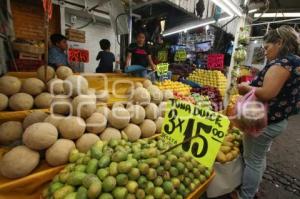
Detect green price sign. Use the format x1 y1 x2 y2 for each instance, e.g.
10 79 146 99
158 50 168 62
157 63 169 76
174 49 187 62
161 99 230 168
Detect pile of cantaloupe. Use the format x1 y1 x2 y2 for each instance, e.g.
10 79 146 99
0 75 171 179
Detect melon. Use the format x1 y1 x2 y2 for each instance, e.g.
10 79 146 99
22 78 45 96
145 103 159 120
140 119 156 138
51 95 72 115
56 66 73 80
95 90 109 102
96 106 111 118
46 139 75 166
72 95 96 119
108 107 130 129
58 116 86 140
143 79 152 88
122 124 141 142
0 121 23 145
133 87 151 106
163 90 174 101
44 114 64 128
86 112 107 134
37 65 55 82
23 111 49 129
76 133 100 153
100 128 121 141
0 93 8 111
134 82 143 88
155 117 164 133
0 145 40 179
34 92 53 109
127 105 145 125
63 75 89 97
0 76 21 96
9 93 34 111
148 85 163 104
23 122 58 150
158 102 168 117
47 79 65 95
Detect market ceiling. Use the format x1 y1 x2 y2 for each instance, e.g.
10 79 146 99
269 0 300 11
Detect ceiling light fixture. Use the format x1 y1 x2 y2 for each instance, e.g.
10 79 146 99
254 12 300 18
249 9 258 14
209 0 243 16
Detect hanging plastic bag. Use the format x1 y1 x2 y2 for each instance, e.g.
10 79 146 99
233 88 268 137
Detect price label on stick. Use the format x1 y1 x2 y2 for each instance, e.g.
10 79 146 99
174 49 187 62
156 63 169 76
161 99 230 168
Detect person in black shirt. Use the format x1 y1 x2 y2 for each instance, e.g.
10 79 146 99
96 39 115 73
125 32 156 77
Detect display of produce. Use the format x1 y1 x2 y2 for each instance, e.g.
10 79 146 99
169 63 196 77
191 93 212 110
216 128 243 163
157 80 191 96
43 138 213 199
191 87 224 111
173 92 196 104
187 69 227 97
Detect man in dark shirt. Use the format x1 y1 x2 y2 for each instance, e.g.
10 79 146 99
125 32 156 77
96 39 116 73
48 34 69 69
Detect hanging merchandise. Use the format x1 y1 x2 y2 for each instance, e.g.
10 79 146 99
238 28 250 45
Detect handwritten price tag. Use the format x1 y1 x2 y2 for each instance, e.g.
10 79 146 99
158 50 168 62
157 63 169 76
68 48 89 63
161 99 230 168
174 49 187 62
207 54 224 70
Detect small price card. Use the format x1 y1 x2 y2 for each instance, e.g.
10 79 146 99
68 48 89 63
161 99 230 168
156 63 169 76
174 49 187 62
158 50 168 62
207 54 224 70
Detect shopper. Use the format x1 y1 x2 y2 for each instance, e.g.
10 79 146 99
233 25 300 199
48 34 69 69
95 39 116 73
125 32 156 77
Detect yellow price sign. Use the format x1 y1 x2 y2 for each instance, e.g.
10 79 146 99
174 49 187 62
161 99 230 168
157 63 169 76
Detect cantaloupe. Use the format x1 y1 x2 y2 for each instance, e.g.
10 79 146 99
155 117 164 133
72 95 96 119
95 90 109 102
0 76 21 96
145 103 159 120
122 124 141 142
51 95 72 115
163 90 174 101
127 105 145 125
96 106 111 118
22 78 45 96
64 75 89 97
108 107 130 129
46 139 75 166
37 66 55 82
133 87 151 106
158 102 167 117
143 79 152 88
56 66 73 80
23 122 58 150
0 145 40 179
134 82 143 88
0 93 8 111
140 119 156 138
47 79 65 95
112 102 125 109
34 92 53 109
86 112 107 134
125 87 135 100
58 116 86 140
0 121 23 145
100 128 121 141
44 114 64 128
148 85 163 104
76 133 100 153
9 93 34 111
23 111 49 129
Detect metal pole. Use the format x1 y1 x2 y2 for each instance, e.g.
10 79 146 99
128 0 133 44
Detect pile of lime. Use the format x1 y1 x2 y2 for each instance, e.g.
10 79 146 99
43 138 212 199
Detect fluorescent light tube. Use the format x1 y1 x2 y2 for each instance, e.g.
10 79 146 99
249 9 258 14
209 0 234 16
254 12 300 18
209 0 243 16
222 0 243 16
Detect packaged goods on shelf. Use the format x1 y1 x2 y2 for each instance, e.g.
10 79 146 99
187 69 227 97
157 80 191 96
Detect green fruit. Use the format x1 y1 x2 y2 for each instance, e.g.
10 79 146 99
82 174 100 189
153 187 164 199
178 184 186 196
128 168 140 180
146 168 157 180
204 170 211 178
91 146 103 159
199 175 206 183
98 193 114 199
191 159 198 167
109 139 120 148
112 187 128 199
178 175 184 181
192 168 200 178
162 171 171 181
69 149 80 163
175 162 185 174
198 165 206 173
87 159 99 174
171 178 180 189
64 192 77 199
112 151 128 162
98 155 111 168
102 176 117 192
145 181 155 195
154 176 163 186
59 172 70 183
128 159 138 168
161 194 170 199
75 164 87 172
53 185 75 199
145 195 155 199
52 175 60 183
65 164 76 171
103 146 114 155
157 140 165 150
147 158 160 168
162 181 174 194
158 154 166 164
132 152 141 160
109 162 118 176
126 181 138 194
142 148 158 158
118 161 132 173
156 166 164 176
88 181 102 199
135 189 146 199
49 182 64 194
76 186 88 199
126 194 136 199
138 163 149 175
170 167 179 177
137 176 148 189
189 183 196 191
193 179 200 185
97 168 109 181
66 171 86 186
185 162 193 171
116 174 128 186
175 196 183 199
164 160 171 170
83 156 91 165
188 173 194 179
183 177 191 186
167 154 177 166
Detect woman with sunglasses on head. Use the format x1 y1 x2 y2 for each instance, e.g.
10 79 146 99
232 26 300 199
